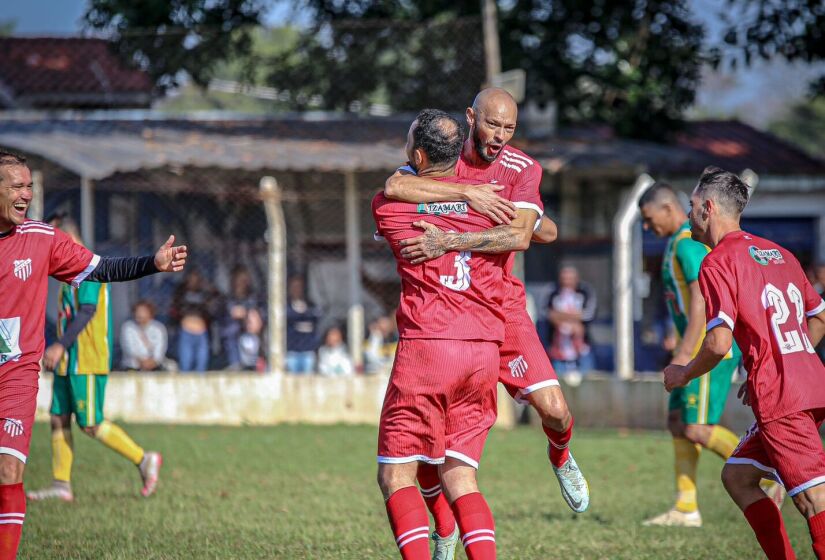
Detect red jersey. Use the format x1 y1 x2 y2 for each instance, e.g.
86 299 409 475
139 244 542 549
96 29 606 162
455 146 544 316
372 177 512 343
0 220 97 372
699 230 825 422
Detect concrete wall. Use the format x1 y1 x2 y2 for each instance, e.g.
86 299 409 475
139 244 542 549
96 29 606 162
36 372 756 433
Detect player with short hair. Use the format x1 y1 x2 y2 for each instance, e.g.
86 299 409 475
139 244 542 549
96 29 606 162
374 109 516 560
0 149 187 559
638 182 747 527
664 166 825 558
385 88 587 558
26 218 162 504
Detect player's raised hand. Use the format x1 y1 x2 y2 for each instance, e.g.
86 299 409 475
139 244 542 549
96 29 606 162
154 235 188 272
663 364 688 393
400 221 447 264
465 183 517 225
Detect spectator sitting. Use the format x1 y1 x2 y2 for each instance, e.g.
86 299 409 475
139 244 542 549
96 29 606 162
364 315 399 374
286 275 321 374
220 265 262 370
120 300 170 371
238 307 265 372
170 269 218 373
317 326 354 377
547 265 597 385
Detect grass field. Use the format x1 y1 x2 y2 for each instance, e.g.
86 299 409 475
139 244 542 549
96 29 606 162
19 422 815 559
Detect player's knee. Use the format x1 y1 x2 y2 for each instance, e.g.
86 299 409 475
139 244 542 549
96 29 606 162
530 386 569 425
376 464 414 500
667 411 684 438
0 455 24 484
683 423 704 444
50 414 70 431
81 425 98 438
720 464 738 494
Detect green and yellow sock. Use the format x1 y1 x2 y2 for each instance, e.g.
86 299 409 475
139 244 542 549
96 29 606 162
706 425 740 460
51 427 74 483
674 437 701 513
95 421 145 465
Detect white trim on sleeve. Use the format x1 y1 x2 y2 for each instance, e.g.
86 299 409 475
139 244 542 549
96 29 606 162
71 254 101 287
806 300 825 317
707 311 734 332
513 201 543 220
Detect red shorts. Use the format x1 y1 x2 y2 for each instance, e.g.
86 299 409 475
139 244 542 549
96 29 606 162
728 408 825 497
0 364 39 464
499 311 559 403
377 339 499 469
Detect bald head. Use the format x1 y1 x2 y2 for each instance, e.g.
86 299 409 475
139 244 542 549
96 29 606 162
472 87 518 116
467 88 518 163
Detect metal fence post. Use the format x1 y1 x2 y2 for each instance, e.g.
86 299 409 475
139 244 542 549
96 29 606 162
260 176 287 373
613 173 655 380
345 171 365 370
81 175 95 250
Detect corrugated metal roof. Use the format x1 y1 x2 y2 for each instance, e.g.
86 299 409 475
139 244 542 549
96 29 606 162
0 116 821 181
0 118 407 178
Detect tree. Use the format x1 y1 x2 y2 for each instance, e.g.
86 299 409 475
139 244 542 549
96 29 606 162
714 0 825 96
769 98 825 158
270 0 704 139
499 0 704 139
83 0 266 91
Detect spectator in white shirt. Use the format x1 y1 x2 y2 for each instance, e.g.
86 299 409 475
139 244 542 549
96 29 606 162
120 300 169 371
317 326 354 377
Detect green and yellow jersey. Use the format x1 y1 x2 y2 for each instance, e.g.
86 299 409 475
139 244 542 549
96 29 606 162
55 281 113 376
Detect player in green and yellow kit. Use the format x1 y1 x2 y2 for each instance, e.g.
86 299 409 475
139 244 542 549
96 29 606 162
26 220 161 502
638 183 779 527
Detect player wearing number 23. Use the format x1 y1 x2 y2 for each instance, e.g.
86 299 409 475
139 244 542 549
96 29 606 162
663 166 825 559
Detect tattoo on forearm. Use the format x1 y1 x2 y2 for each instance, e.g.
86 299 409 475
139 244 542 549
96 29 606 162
443 225 520 253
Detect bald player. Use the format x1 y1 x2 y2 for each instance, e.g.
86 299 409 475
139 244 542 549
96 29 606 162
385 89 587 559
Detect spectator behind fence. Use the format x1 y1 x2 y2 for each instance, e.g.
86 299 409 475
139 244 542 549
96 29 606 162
364 314 399 374
547 265 597 384
317 326 354 377
286 275 321 374
220 265 262 370
170 269 218 372
120 300 169 371
238 307 265 371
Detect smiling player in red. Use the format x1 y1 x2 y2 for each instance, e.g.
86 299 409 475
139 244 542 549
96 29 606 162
664 166 825 559
0 149 187 560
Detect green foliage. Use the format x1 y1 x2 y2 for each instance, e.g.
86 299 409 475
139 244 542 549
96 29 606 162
714 0 825 96
769 97 825 158
83 0 265 91
21 423 812 559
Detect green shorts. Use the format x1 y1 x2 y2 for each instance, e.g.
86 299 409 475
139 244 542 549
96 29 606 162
50 374 107 428
668 358 737 425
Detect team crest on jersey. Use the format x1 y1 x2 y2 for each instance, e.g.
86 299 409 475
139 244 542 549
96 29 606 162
2 418 23 438
748 246 784 266
13 258 32 281
417 202 468 216
509 355 528 378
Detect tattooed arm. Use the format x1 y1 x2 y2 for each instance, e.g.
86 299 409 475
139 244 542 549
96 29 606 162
399 208 538 264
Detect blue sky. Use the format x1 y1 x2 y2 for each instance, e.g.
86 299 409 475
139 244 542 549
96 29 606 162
3 0 819 127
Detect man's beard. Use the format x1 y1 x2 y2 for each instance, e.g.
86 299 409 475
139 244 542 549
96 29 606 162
472 126 498 163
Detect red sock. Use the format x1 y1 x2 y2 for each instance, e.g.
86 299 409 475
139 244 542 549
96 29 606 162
544 416 574 468
808 510 825 559
451 492 496 560
744 497 796 560
385 486 430 560
0 483 26 560
417 463 456 538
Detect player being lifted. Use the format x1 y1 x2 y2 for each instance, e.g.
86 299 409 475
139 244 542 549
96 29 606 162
26 218 162 503
374 109 515 560
638 183 747 527
0 150 187 560
385 88 587 558
664 167 825 559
